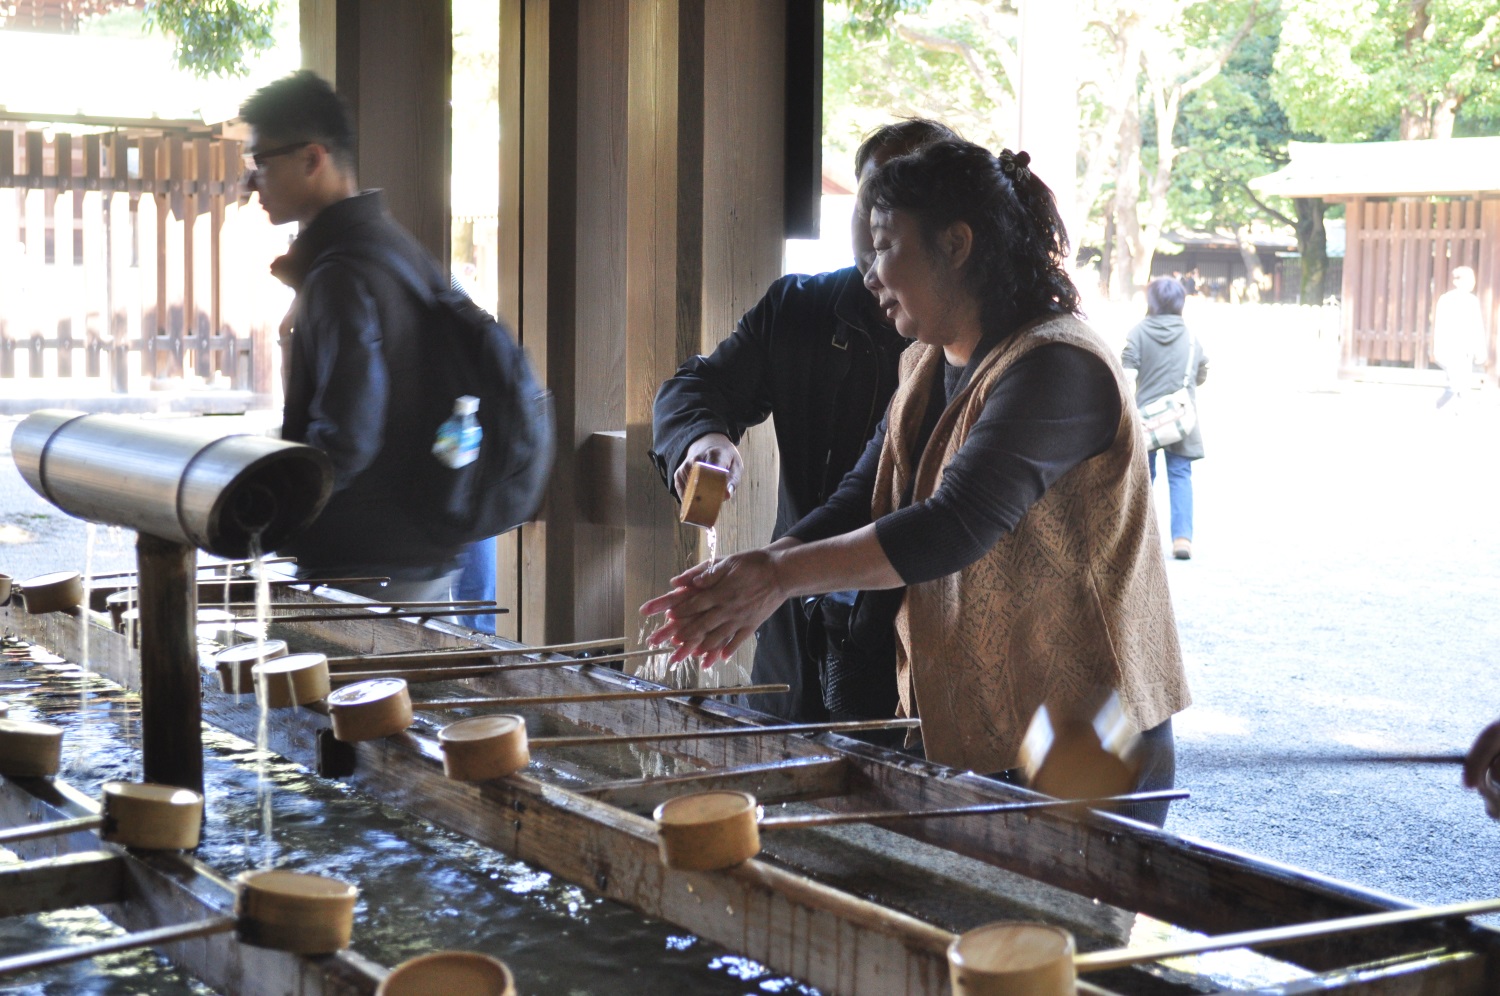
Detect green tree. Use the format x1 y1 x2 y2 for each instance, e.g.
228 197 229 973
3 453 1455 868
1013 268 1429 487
1274 0 1500 141
1095 0 1264 297
1168 20 1333 302
143 0 278 78
832 0 1265 299
825 1 1015 185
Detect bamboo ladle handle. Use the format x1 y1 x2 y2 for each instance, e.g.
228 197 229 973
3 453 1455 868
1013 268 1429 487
0 917 237 979
756 790 1190 831
531 717 919 749
409 683 789 710
331 646 667 681
0 815 104 845
1074 896 1500 973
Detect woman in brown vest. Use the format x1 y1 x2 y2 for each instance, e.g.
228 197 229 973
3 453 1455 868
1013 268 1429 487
643 140 1191 826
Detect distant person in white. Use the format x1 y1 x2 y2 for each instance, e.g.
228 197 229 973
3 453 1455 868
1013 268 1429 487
1432 266 1485 410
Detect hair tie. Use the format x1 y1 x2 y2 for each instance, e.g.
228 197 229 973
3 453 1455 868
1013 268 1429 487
998 148 1032 185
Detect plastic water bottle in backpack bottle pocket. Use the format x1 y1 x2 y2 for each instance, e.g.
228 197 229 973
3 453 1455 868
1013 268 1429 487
433 396 482 469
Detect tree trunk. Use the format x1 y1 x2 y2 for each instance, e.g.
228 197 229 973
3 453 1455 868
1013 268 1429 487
1234 227 1266 303
1294 198 1329 304
1400 105 1433 140
1110 82 1145 302
1076 11 1143 242
1432 93 1461 140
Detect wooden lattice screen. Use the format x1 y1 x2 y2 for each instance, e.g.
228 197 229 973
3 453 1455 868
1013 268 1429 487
1341 196 1500 375
0 125 285 396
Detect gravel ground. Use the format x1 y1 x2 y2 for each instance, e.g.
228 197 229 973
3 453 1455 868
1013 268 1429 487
1 305 1497 913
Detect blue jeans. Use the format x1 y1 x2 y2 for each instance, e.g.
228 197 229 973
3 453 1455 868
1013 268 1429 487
1148 449 1194 542
455 536 498 633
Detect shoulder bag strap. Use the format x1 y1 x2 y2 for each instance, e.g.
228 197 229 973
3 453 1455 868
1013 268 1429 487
1180 332 1196 390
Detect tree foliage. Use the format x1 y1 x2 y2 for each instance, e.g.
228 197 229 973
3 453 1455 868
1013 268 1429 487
825 1 1014 184
1274 0 1500 140
143 0 277 78
1168 25 1297 233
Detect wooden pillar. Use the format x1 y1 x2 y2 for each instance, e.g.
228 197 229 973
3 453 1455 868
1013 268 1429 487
1340 197 1361 376
567 0 628 643
622 0 705 652
696 3 787 678
299 0 451 261
135 533 202 794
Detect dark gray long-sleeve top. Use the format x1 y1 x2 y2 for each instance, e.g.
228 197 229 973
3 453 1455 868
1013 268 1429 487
786 341 1121 585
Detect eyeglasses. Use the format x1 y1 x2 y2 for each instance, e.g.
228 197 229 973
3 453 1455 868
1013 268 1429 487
241 142 310 172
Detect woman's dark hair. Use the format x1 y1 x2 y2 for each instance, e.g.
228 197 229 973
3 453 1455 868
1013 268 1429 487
854 118 961 178
859 139 1080 331
239 70 358 173
1146 277 1186 316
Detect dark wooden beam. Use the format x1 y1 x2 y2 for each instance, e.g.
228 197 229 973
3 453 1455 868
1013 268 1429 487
783 0 821 238
134 533 202 793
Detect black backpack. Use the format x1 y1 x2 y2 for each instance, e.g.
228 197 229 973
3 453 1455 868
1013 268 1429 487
344 247 556 546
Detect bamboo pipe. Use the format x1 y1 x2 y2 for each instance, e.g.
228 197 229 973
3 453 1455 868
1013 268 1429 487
530 717 919 749
1074 896 1500 973
409 683 790 710
331 646 666 681
755 790 1190 831
325 635 629 669
0 917 237 979
0 815 103 844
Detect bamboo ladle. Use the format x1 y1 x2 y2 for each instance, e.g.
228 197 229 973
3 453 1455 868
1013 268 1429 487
1074 895 1500 973
324 636 632 671
653 788 1189 872
437 716 921 782
1 870 364 965
331 646 668 682
409 682 790 711
0 782 203 850
326 678 793 743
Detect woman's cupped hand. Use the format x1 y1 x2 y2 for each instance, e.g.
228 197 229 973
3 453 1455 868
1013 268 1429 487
640 550 786 667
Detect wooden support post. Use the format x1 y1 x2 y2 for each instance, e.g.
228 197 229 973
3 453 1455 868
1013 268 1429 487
623 0 705 663
135 532 202 793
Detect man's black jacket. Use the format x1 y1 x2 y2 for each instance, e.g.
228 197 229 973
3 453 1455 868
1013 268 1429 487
650 266 907 720
276 191 466 580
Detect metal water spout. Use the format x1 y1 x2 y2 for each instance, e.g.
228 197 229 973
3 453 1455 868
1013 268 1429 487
12 410 333 793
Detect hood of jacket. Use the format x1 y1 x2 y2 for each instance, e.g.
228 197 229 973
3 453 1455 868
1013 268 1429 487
1138 314 1187 345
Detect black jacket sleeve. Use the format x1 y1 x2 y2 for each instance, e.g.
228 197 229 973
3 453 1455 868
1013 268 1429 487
649 278 793 496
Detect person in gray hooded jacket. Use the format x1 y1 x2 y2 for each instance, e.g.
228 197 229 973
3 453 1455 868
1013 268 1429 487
1122 277 1208 560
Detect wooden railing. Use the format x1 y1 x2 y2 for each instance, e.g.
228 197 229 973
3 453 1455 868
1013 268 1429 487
1341 196 1499 375
0 123 286 396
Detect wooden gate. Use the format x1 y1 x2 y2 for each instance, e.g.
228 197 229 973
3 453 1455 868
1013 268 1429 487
0 123 285 396
1341 196 1500 376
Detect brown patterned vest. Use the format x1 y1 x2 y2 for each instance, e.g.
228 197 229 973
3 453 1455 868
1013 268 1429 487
872 313 1191 772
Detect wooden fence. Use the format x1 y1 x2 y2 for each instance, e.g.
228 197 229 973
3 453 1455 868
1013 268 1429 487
1341 196 1500 377
0 124 288 396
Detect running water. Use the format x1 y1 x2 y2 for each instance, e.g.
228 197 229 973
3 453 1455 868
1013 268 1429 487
249 533 276 868
702 526 718 572
69 523 96 778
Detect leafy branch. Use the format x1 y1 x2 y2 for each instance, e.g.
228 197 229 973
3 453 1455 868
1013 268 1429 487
143 0 278 78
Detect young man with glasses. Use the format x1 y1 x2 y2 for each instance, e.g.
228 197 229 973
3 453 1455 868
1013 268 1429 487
239 70 467 601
